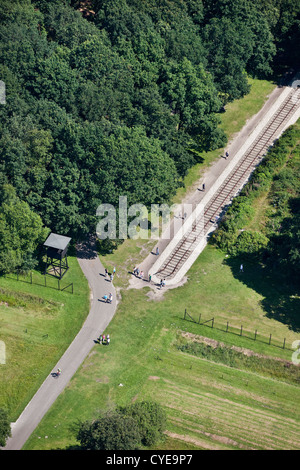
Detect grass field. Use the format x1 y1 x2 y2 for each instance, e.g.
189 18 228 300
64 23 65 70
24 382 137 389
23 243 300 450
0 257 90 421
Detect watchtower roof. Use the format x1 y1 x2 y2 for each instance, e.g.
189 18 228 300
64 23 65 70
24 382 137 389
43 233 71 251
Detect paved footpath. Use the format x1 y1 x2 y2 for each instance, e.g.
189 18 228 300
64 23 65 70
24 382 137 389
4 237 116 450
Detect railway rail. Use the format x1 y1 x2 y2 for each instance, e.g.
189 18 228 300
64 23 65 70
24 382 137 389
155 86 300 281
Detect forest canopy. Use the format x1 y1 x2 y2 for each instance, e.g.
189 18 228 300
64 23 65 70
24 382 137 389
0 0 299 271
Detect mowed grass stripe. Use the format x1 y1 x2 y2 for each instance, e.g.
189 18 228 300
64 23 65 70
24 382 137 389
127 333 299 449
161 383 299 450
168 417 254 450
135 347 300 450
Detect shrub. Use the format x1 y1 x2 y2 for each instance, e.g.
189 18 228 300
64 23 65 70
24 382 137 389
0 408 11 447
76 400 166 450
118 400 167 447
229 230 269 256
76 409 141 450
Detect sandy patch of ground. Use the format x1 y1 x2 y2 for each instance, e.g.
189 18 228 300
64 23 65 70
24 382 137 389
95 376 109 383
127 274 188 302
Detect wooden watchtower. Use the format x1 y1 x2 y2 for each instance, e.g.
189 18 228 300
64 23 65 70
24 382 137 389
43 233 71 279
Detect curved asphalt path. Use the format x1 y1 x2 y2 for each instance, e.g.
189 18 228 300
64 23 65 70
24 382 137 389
4 237 116 450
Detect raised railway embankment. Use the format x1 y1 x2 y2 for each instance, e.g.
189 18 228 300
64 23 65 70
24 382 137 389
145 83 300 286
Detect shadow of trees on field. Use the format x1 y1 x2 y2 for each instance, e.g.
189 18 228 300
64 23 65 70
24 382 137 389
223 256 300 333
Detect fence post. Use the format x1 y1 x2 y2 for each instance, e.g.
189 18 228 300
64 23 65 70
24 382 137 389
58 279 60 291
269 334 272 345
71 283 73 294
198 313 201 324
30 272 32 284
254 330 257 341
44 275 46 287
184 309 186 320
240 325 243 336
283 338 286 349
226 321 229 333
211 318 214 328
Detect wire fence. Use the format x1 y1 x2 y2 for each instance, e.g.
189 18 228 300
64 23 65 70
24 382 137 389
4 272 74 294
183 309 292 351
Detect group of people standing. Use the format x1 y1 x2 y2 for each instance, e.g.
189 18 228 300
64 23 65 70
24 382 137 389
103 292 113 303
133 267 165 289
103 266 115 302
98 334 110 345
105 267 115 282
133 266 152 283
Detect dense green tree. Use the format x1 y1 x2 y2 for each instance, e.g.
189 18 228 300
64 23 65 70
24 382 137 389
201 0 276 99
76 401 166 450
160 58 226 144
76 410 142 450
35 0 98 48
118 400 166 447
0 185 49 273
91 125 179 207
0 0 296 245
27 49 79 114
257 0 300 71
0 408 11 447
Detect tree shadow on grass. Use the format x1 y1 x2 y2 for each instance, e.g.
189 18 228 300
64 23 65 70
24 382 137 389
76 234 98 260
223 256 300 333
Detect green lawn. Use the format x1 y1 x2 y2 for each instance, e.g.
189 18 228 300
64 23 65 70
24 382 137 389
0 256 90 421
23 244 300 450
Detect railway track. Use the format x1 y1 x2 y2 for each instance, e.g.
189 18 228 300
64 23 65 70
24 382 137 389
155 86 300 281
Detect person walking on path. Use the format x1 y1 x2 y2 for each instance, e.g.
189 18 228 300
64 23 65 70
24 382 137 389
202 183 205 191
225 151 229 160
156 247 159 256
110 273 114 282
